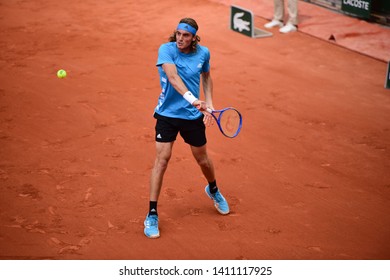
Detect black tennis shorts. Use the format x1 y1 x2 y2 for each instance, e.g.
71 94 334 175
154 112 207 147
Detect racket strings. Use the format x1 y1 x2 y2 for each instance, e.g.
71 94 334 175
219 109 241 137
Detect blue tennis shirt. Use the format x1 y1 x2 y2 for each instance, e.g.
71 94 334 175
155 42 211 120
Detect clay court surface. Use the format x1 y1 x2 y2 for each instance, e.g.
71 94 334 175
0 0 389 260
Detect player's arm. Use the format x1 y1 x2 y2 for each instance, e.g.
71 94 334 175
162 63 188 94
162 63 207 111
201 71 214 125
201 71 214 110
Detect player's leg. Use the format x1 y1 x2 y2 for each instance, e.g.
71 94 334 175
144 115 178 238
149 115 179 206
190 145 229 215
180 117 215 183
150 141 174 202
144 141 173 239
190 144 215 183
181 116 229 215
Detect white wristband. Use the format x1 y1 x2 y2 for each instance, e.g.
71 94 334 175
183 91 198 105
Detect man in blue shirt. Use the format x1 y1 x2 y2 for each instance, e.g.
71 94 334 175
144 18 230 238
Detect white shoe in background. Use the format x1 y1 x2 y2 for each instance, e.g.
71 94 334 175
279 23 297 33
264 20 283 29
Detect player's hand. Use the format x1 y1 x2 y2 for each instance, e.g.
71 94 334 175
193 100 214 126
203 105 214 126
193 100 207 111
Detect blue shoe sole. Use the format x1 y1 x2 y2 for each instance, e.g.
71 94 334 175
144 231 160 238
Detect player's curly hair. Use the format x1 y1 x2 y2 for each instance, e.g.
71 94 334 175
169 18 200 52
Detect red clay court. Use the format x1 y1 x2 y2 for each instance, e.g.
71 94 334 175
0 0 389 260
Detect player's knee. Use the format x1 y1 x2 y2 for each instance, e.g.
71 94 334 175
154 157 170 172
196 156 211 169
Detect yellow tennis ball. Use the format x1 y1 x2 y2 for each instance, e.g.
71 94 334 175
57 69 67 79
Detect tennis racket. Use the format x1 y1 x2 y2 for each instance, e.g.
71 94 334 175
207 107 243 138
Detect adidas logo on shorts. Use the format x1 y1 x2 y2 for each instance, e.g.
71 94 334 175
157 134 162 139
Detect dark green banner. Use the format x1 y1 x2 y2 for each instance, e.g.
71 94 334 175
230 6 252 37
342 0 372 18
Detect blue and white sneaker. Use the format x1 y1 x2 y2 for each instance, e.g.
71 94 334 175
144 214 160 238
205 185 230 215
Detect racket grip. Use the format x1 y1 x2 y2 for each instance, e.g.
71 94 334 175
206 108 213 113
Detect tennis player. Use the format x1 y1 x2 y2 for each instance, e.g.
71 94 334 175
144 18 230 238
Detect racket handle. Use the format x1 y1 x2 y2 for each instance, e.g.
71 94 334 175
206 108 213 113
